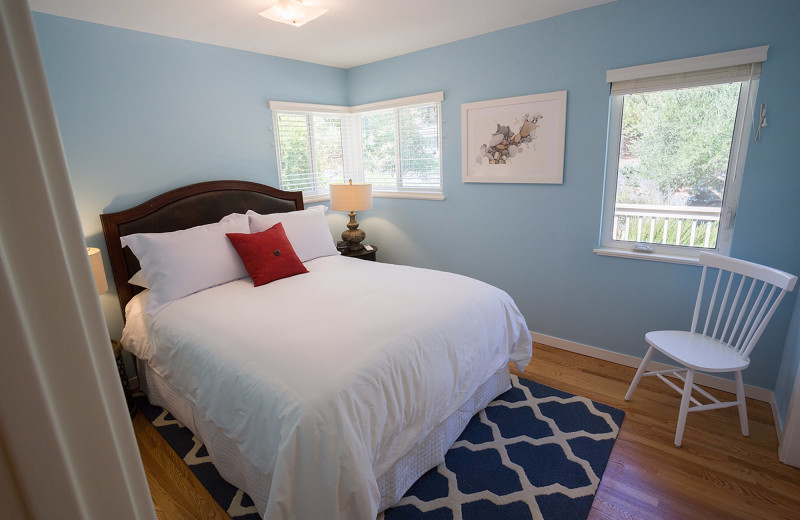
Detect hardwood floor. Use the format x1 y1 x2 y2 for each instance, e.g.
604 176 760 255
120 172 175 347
517 343 800 520
132 342 800 519
132 411 229 519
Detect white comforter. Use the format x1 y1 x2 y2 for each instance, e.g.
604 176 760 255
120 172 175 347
123 255 531 519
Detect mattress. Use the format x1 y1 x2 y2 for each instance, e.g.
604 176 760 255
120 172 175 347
123 255 531 519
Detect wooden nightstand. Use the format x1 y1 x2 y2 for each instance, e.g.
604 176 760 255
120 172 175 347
340 244 378 261
111 339 137 417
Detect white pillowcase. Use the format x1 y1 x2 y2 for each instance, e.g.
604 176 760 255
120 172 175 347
128 270 150 289
122 213 249 315
247 206 338 262
120 290 152 359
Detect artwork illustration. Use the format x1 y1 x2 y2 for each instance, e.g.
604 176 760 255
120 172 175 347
462 91 566 184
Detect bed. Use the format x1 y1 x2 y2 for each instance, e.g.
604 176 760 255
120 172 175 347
101 180 532 519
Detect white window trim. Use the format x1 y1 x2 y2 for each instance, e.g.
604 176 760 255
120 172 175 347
597 47 766 263
268 100 350 114
351 91 444 113
303 191 446 205
605 46 768 83
270 92 444 115
269 92 444 202
593 247 702 266
373 191 445 201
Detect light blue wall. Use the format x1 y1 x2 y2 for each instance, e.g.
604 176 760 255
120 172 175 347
346 0 800 394
33 1 800 403
33 13 348 335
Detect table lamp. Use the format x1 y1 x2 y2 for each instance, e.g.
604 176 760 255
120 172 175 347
88 246 137 416
87 247 108 295
329 180 372 251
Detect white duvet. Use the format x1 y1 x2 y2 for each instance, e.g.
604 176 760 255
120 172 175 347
123 255 531 519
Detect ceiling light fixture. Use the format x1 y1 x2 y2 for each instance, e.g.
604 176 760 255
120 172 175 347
258 0 328 27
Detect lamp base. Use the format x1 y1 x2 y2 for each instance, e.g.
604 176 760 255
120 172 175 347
342 211 366 250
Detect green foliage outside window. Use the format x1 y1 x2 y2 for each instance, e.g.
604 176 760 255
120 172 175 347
311 116 345 190
399 105 440 187
618 83 740 205
361 111 396 186
276 114 312 192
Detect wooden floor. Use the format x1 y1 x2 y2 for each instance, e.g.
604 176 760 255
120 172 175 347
519 343 800 520
132 342 800 519
132 410 230 520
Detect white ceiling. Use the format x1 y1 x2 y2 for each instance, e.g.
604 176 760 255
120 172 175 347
29 0 615 69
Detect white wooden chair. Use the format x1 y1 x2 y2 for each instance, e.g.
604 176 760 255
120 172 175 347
625 252 797 447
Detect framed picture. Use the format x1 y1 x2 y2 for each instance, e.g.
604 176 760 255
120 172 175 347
462 90 566 184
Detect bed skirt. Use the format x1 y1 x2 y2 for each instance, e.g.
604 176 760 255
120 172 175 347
138 358 511 516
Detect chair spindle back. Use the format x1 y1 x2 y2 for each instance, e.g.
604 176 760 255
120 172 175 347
690 253 796 359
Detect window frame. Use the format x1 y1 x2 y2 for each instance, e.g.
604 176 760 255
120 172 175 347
272 104 350 201
596 48 767 264
270 92 444 202
355 103 443 196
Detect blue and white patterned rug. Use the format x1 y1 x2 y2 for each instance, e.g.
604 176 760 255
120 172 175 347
137 375 624 520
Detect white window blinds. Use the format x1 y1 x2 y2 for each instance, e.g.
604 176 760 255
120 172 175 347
359 102 442 192
273 111 349 194
607 46 768 95
270 92 443 199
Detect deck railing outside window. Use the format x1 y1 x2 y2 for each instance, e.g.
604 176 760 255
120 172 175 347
613 204 720 249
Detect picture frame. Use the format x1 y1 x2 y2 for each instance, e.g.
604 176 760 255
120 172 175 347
462 91 567 184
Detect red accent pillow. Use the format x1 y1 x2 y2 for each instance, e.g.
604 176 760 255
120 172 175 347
226 222 308 287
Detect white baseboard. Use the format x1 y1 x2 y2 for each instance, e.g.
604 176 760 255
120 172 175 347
771 394 783 442
531 331 776 404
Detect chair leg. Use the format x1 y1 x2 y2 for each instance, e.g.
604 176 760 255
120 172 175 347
625 346 655 401
675 369 695 447
735 371 749 437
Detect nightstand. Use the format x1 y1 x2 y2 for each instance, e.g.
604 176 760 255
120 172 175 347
111 339 137 417
340 244 378 261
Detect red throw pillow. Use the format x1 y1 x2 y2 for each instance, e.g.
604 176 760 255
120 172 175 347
226 222 308 287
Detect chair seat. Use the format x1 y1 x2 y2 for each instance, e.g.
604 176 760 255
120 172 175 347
645 331 750 372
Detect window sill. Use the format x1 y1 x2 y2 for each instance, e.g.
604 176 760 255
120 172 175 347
303 194 331 204
593 247 701 266
303 192 445 204
373 192 444 201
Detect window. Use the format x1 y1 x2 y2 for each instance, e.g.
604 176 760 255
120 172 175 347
273 111 346 194
360 103 442 192
598 47 768 262
270 92 443 201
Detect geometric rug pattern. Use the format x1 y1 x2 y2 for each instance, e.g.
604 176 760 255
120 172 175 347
382 375 624 520
137 375 624 520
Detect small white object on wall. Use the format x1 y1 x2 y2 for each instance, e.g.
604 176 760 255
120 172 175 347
755 103 767 143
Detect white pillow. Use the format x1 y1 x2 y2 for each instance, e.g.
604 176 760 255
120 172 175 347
247 206 337 262
120 290 152 359
122 213 249 315
128 270 149 289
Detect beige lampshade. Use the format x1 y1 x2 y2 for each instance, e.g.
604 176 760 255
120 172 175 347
87 247 108 295
329 182 373 212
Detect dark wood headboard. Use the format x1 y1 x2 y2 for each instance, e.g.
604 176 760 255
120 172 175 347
100 180 303 315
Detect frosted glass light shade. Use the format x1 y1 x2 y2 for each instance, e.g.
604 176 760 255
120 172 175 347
330 183 373 212
87 247 108 295
258 0 328 27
